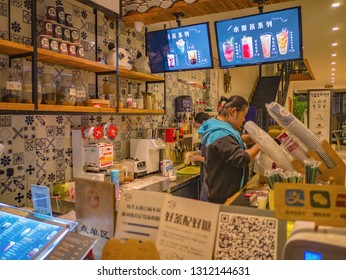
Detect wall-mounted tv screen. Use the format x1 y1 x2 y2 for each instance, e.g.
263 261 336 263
146 22 213 73
215 6 303 68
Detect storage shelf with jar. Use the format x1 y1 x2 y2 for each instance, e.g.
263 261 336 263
0 39 165 114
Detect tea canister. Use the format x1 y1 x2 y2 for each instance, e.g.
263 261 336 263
46 5 57 21
76 45 84 58
70 28 80 43
62 26 71 42
53 23 62 39
65 13 73 27
38 35 50 50
73 77 87 106
42 20 53 36
67 43 77 56
56 5 65 25
59 41 68 55
49 38 60 53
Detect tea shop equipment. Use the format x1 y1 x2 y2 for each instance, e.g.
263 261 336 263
130 137 166 174
72 125 116 181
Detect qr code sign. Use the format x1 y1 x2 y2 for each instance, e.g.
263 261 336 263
214 212 278 260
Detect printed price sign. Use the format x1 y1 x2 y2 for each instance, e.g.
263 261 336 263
274 182 346 227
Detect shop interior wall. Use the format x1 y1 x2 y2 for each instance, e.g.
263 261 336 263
0 0 222 207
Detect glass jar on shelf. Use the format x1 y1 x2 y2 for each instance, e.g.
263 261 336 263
57 75 76 106
41 73 56 105
0 67 22 103
72 77 87 106
22 71 42 104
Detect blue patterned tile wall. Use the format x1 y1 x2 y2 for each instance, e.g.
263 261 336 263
0 0 219 207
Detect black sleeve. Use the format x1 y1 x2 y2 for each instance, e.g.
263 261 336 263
213 136 250 168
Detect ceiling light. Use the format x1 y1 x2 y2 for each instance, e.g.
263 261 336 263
332 73 335 76
332 3 341 7
332 62 336 65
332 53 337 56
332 27 339 31
331 77 335 80
332 68 336 71
331 80 335 83
332 43 338 46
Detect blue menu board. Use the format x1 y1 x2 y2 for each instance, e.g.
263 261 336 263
0 209 67 260
146 22 214 73
215 6 303 68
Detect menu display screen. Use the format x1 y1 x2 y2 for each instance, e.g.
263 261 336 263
146 22 213 73
0 209 67 260
215 7 303 68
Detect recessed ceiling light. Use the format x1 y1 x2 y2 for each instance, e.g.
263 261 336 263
332 68 336 71
332 53 337 56
332 3 341 7
332 77 335 80
332 27 340 31
332 43 338 46
331 62 336 64
331 80 335 83
332 73 335 76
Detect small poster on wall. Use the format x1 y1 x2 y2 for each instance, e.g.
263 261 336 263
308 89 332 143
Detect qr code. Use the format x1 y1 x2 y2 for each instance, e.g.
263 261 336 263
214 212 278 260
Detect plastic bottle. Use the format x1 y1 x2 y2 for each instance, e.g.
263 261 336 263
136 83 144 109
126 82 133 108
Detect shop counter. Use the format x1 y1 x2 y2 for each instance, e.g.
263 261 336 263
52 172 200 214
223 174 268 206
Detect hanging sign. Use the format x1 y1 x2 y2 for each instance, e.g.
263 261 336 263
308 89 332 143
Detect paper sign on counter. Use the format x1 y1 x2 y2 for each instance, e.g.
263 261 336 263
156 196 219 260
115 189 167 242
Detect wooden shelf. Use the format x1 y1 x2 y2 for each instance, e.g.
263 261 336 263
38 104 116 113
117 67 165 82
37 48 116 73
118 108 164 114
0 102 34 111
0 39 165 114
0 39 33 56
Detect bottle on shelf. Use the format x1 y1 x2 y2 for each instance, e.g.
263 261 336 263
72 77 87 106
126 82 133 109
145 92 152 110
136 83 144 109
41 73 56 105
57 75 76 106
23 71 42 104
0 67 22 103
97 47 105 64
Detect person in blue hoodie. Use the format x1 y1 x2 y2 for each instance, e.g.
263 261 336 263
198 95 260 204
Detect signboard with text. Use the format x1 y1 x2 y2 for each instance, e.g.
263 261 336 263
274 182 346 227
308 89 332 143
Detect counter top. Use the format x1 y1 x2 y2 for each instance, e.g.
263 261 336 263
123 173 200 193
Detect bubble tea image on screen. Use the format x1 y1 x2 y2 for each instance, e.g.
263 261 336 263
188 50 197 65
260 34 272 58
176 38 185 55
223 37 234 62
242 36 253 59
276 28 289 55
167 54 175 68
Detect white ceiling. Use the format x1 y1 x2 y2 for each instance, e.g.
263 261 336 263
145 0 346 91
